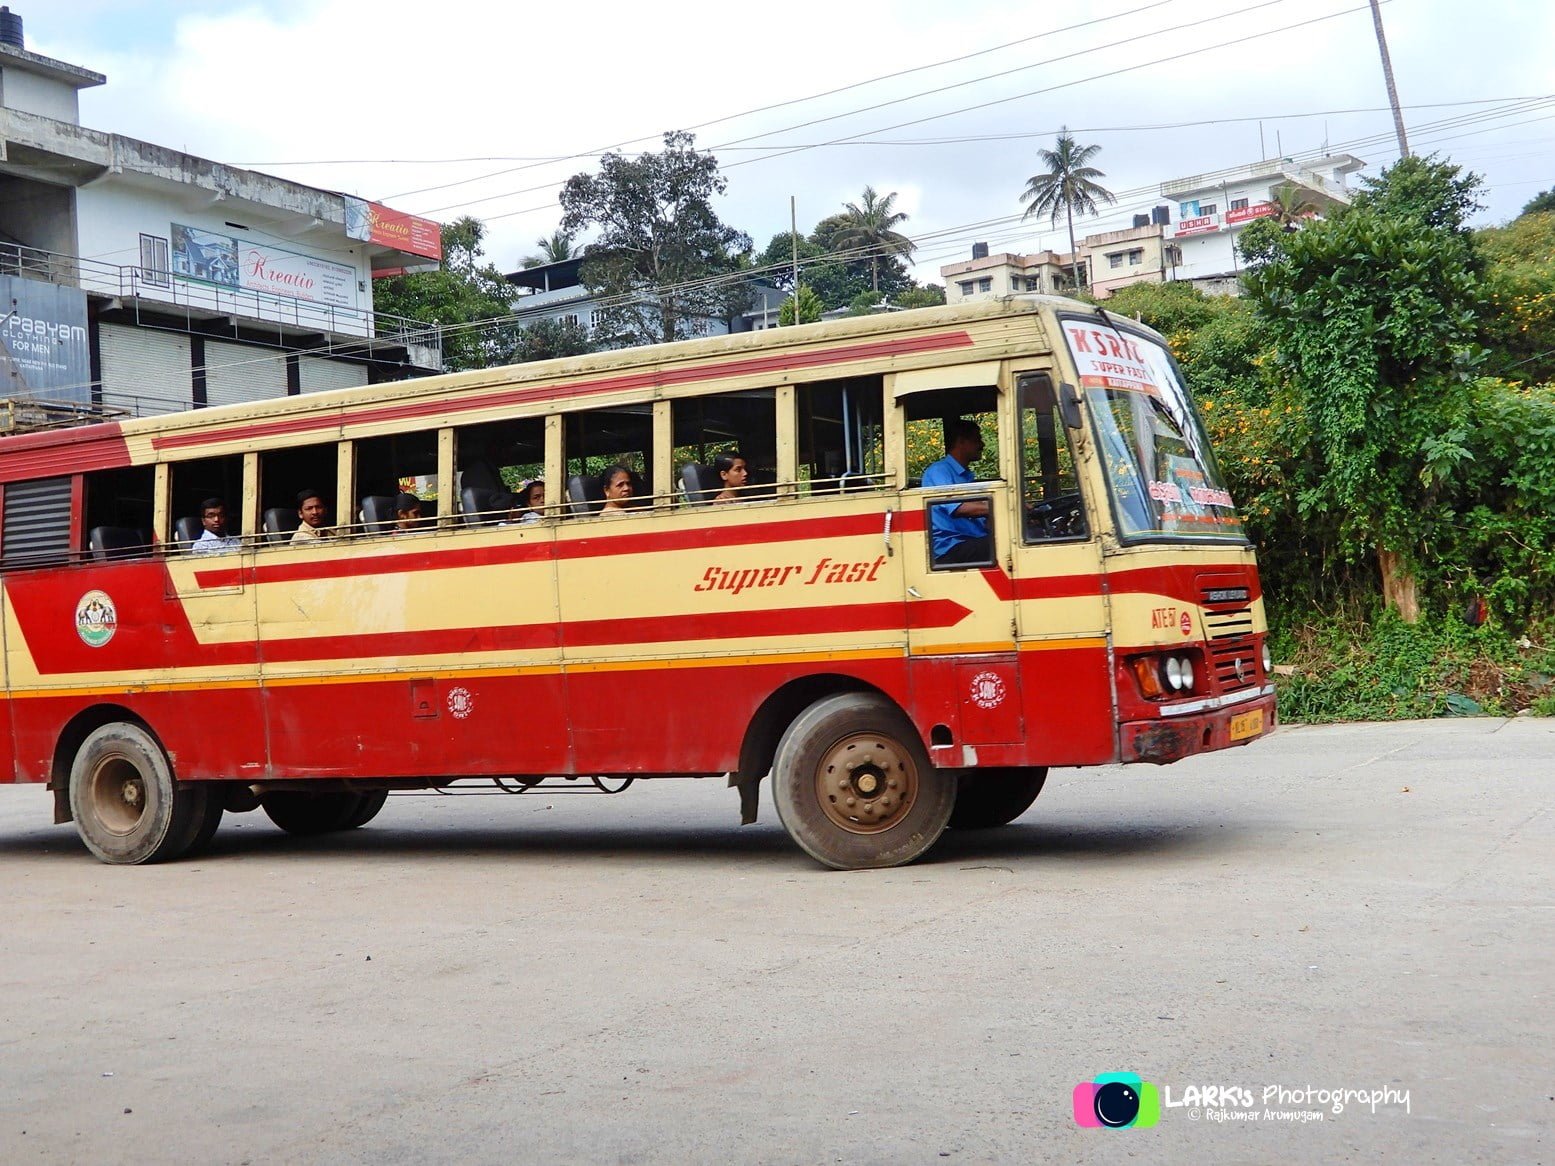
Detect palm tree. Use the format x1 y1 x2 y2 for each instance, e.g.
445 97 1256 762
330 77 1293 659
1019 131 1116 293
833 187 915 294
521 230 579 269
1269 182 1320 230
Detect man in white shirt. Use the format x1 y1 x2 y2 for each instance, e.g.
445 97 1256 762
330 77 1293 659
191 497 241 554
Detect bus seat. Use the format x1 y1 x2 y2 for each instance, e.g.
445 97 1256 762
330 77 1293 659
680 463 719 504
262 507 300 544
172 515 204 552
360 495 396 533
88 526 152 562
460 486 509 526
566 474 601 516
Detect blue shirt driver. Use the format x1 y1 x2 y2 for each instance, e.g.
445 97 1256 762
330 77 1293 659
921 418 992 564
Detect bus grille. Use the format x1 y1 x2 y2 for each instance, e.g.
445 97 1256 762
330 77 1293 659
1201 584 1256 692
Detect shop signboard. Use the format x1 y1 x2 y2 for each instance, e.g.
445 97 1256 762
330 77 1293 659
0 276 91 404
344 197 443 261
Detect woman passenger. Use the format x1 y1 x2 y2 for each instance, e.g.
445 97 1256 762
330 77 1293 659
598 465 636 518
504 480 546 524
711 451 749 503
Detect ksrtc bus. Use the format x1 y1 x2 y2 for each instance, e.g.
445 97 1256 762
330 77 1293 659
0 295 1275 869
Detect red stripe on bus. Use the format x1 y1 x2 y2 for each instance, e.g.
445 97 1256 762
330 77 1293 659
151 331 976 453
980 561 1260 604
193 509 929 589
0 423 132 485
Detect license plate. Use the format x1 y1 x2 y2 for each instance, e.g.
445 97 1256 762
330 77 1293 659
1229 709 1264 741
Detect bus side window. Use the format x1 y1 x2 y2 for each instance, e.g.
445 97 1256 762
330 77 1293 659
899 386 1000 489
355 429 439 534
671 388 777 505
797 376 884 495
454 417 545 523
1 476 73 570
565 405 655 512
257 442 338 545
1018 373 1088 543
83 465 156 561
169 453 245 553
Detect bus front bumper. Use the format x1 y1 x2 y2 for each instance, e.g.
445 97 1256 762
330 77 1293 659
1119 687 1277 765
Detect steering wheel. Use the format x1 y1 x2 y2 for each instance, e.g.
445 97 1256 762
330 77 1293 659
1026 493 1084 539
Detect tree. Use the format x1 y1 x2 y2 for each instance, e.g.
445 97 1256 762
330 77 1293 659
1241 156 1487 621
1520 188 1555 217
559 131 751 348
1018 130 1116 293
513 317 594 362
896 284 946 309
1268 182 1320 229
830 186 916 294
371 216 521 372
521 230 579 269
778 286 823 325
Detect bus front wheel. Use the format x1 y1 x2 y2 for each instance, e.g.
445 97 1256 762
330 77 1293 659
772 694 954 870
948 767 1048 829
69 723 209 865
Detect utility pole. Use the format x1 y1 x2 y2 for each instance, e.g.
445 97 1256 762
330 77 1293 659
790 196 799 326
1368 0 1410 158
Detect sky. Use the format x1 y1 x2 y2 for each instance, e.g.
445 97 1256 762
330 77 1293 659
31 0 1555 284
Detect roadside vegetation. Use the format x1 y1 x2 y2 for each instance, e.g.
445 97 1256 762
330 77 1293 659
1102 158 1555 720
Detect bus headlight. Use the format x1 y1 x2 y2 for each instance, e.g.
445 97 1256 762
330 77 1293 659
1165 656 1188 692
1262 641 1272 675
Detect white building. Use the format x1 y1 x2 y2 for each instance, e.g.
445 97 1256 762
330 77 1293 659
1161 154 1364 292
0 9 443 425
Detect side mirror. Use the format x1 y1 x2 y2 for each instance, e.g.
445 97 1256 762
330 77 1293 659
1058 382 1083 431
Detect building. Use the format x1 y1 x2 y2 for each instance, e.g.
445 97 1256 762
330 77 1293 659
942 245 1082 304
1083 221 1177 299
1161 154 1364 291
0 8 444 428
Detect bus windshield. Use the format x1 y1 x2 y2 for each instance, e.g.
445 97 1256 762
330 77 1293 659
1059 315 1245 544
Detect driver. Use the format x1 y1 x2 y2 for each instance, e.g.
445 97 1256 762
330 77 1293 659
921 418 991 564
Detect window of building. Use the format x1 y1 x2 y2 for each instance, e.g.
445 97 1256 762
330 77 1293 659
1128 249 1144 266
1230 198 1249 211
1199 203 1218 216
1108 253 1124 270
958 281 975 296
139 234 171 289
560 314 580 329
1027 277 1042 292
977 277 992 293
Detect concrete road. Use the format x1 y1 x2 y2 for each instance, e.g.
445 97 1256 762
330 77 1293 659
0 718 1551 1165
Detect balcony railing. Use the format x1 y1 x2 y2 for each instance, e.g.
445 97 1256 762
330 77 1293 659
0 241 441 365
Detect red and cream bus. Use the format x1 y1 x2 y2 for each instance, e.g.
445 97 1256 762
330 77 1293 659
0 295 1274 869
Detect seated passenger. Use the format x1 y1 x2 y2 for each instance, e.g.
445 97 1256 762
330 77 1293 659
392 492 425 534
921 418 991 564
503 480 545 524
598 466 637 518
191 497 241 554
291 488 333 543
711 452 748 503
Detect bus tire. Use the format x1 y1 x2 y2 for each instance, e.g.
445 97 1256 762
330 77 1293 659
68 723 204 865
339 790 389 830
261 791 363 836
948 767 1048 830
181 787 226 856
771 693 954 870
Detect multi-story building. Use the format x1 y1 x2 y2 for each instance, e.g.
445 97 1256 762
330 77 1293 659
0 9 443 428
1161 154 1364 291
941 245 1082 304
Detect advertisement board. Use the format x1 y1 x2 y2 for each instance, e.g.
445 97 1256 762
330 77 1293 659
1173 215 1221 237
1226 202 1277 226
0 276 91 403
344 197 443 261
171 224 358 309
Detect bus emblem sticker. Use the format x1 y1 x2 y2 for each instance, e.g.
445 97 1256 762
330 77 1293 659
447 686 474 720
969 671 1006 710
1179 612 1192 637
75 591 118 648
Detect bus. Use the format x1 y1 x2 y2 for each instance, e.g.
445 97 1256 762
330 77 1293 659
0 295 1275 870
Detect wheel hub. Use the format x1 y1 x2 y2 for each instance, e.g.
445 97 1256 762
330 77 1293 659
89 756 147 836
816 733 919 835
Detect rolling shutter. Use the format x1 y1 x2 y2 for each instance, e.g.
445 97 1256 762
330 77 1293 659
98 323 192 416
299 357 368 393
205 339 288 408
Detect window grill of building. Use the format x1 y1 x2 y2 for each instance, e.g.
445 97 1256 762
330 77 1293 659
1108 253 1123 270
1127 249 1144 266
958 281 975 295
560 313 579 328
977 277 992 293
139 234 170 289
1231 198 1249 211
1200 203 1218 216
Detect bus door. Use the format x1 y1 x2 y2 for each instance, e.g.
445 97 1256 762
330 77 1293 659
895 374 1023 756
1007 368 1113 764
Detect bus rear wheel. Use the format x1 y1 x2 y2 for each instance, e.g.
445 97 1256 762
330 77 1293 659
772 693 954 870
261 791 370 836
948 767 1048 829
69 723 207 865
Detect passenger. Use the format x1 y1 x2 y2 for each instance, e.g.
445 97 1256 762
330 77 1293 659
392 492 424 534
291 488 332 543
598 465 637 518
710 452 749 503
191 497 241 554
921 418 991 564
504 480 545 524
